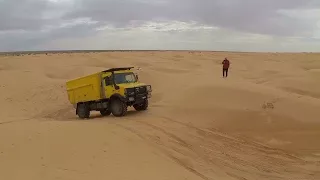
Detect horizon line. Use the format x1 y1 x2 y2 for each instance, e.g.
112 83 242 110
1 49 320 54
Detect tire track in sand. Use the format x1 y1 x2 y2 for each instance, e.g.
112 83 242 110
113 123 210 180
113 115 319 180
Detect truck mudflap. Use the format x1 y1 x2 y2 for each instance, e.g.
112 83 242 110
75 104 79 114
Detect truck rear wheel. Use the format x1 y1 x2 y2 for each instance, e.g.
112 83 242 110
110 98 127 117
133 99 148 111
100 109 111 116
77 103 90 119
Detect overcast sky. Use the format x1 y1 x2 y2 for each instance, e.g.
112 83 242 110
0 0 320 52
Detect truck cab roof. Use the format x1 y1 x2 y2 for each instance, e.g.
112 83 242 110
102 67 134 73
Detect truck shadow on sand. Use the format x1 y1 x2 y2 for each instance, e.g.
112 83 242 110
41 107 146 122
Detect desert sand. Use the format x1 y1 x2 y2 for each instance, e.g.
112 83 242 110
0 51 320 180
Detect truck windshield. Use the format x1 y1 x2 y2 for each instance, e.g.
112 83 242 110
114 72 137 84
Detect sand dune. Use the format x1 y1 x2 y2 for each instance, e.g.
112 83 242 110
0 51 320 180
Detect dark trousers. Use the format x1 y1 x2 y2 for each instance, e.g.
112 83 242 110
223 68 229 77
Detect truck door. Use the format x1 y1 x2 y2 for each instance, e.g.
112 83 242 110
104 76 114 98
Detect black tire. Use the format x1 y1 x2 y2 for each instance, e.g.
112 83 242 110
100 109 111 116
133 99 148 111
77 103 90 119
110 98 127 117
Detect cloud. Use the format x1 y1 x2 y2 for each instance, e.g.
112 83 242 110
0 17 100 51
63 0 319 36
0 0 47 31
41 21 320 52
0 0 319 52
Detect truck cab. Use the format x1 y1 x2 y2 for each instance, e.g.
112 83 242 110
102 67 152 112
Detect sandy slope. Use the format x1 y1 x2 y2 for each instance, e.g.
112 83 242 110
0 51 320 180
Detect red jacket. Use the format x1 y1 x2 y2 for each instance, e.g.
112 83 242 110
222 59 230 69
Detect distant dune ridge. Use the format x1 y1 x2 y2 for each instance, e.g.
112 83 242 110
0 51 320 180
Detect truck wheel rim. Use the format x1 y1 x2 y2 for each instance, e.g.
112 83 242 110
112 101 122 114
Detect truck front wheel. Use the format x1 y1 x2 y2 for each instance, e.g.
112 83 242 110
133 99 148 111
77 103 90 119
110 98 127 117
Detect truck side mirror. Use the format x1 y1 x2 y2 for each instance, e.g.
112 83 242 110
135 74 139 81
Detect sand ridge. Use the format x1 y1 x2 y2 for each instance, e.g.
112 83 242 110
0 51 320 180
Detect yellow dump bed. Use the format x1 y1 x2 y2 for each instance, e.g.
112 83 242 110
66 72 104 104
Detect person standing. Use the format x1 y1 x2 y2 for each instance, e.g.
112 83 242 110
222 58 230 78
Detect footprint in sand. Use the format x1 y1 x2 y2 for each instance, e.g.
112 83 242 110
261 99 280 123
261 97 282 110
261 102 274 110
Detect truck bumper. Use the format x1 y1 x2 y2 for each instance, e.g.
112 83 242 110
127 92 151 105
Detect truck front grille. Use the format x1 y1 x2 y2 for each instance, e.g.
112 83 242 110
135 86 146 94
126 86 147 96
126 88 135 95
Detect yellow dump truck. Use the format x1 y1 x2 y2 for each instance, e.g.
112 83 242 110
66 67 152 119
